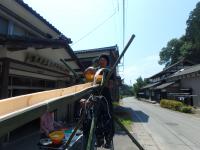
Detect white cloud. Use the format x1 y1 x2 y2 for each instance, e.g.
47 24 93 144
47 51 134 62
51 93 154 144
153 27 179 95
122 54 163 85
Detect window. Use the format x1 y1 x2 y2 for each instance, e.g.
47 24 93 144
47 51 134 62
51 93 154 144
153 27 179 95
13 24 37 38
0 16 8 34
13 24 26 36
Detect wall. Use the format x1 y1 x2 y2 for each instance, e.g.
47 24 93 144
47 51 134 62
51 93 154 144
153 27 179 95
181 77 200 107
0 0 59 38
0 47 7 58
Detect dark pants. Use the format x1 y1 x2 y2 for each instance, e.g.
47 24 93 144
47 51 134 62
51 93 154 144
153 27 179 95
96 89 114 142
81 92 114 149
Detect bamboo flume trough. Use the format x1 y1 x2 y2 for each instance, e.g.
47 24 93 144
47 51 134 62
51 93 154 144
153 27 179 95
0 83 99 137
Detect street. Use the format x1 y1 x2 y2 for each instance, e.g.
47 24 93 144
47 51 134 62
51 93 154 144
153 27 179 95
122 97 200 150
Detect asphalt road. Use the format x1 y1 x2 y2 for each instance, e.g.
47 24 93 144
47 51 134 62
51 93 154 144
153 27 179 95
122 97 200 150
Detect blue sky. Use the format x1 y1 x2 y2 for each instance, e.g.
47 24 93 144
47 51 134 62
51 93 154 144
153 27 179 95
24 0 199 85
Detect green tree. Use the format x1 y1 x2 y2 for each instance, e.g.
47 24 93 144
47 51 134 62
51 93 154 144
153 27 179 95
184 2 200 63
186 2 200 46
159 2 200 66
119 84 134 97
133 77 147 97
159 38 184 67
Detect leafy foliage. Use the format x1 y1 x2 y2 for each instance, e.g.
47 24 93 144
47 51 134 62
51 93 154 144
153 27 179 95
160 99 183 111
119 84 134 97
186 2 200 46
181 106 193 113
159 2 200 66
159 38 184 66
133 76 147 97
160 99 193 113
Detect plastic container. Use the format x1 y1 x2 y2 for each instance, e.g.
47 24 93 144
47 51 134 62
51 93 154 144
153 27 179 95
49 131 64 145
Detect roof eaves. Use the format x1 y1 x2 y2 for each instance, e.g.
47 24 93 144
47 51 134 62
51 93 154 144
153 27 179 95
169 64 200 78
141 82 160 89
148 58 195 79
0 34 83 71
75 45 118 54
15 0 72 43
65 44 85 72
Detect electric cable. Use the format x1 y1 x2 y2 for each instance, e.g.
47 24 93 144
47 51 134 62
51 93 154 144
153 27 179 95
72 11 117 46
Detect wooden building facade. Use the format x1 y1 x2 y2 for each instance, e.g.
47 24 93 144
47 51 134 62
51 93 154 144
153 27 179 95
0 0 84 145
0 0 84 99
139 59 195 103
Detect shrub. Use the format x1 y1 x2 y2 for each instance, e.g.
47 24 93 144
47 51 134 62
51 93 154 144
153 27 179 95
160 99 183 111
160 99 193 113
181 106 193 113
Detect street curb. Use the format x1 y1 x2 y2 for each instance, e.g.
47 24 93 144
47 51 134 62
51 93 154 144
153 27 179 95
137 98 157 104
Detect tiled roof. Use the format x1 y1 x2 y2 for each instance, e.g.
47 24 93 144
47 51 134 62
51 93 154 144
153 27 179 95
154 82 175 90
148 59 195 79
15 0 71 43
170 64 200 78
75 45 118 54
141 82 160 89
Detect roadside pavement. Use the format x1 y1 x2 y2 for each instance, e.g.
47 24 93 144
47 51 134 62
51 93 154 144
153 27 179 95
123 97 200 150
97 132 139 150
113 132 139 150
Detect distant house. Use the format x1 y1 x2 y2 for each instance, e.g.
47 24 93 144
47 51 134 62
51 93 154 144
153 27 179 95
75 45 121 101
167 64 200 107
139 59 199 105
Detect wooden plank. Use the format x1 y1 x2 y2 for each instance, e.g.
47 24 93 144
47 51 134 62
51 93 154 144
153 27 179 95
0 83 99 137
0 83 94 116
0 104 46 137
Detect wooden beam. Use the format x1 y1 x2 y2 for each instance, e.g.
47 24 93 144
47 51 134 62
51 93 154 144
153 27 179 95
0 83 99 137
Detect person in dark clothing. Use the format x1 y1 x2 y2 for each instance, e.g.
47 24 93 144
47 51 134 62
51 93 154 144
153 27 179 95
95 54 115 148
82 54 114 149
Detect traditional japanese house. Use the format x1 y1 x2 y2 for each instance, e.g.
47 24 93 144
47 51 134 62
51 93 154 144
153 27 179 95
167 64 200 107
0 0 84 99
140 59 195 102
0 0 84 144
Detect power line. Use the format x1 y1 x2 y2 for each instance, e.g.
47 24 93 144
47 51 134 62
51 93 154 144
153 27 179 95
112 0 119 45
123 0 125 49
122 0 125 72
72 11 117 46
117 0 119 12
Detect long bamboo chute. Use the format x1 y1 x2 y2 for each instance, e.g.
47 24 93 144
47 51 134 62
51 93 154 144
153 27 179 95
0 83 99 137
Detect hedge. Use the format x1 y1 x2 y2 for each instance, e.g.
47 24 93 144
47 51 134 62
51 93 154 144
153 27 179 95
160 99 183 111
181 106 192 113
160 99 193 113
